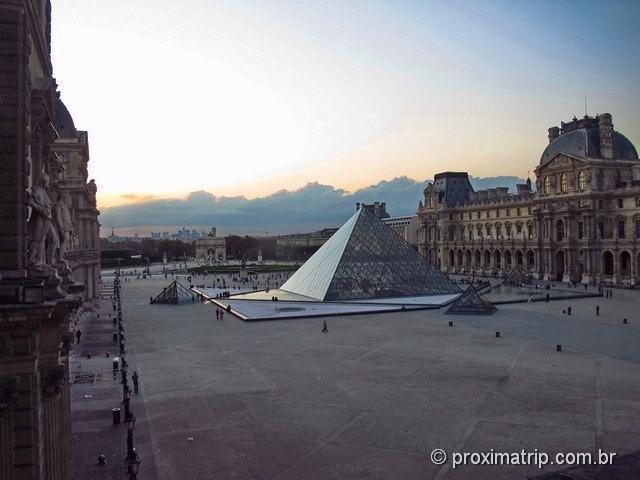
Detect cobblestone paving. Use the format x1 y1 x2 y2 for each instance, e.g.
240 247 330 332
77 273 640 479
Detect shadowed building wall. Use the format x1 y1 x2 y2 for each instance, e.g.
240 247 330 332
0 1 97 479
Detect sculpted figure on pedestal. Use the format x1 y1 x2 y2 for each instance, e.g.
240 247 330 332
54 191 75 264
27 172 60 271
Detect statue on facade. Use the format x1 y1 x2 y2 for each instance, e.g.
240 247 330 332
54 190 75 265
87 179 97 207
26 172 60 271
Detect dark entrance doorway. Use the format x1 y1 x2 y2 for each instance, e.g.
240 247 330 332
555 251 565 281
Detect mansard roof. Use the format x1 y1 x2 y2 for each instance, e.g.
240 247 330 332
540 117 637 166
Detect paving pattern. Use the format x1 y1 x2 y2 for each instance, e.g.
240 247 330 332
75 273 640 479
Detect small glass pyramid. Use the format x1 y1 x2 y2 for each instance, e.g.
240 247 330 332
150 281 195 304
281 207 461 301
446 285 496 315
503 265 532 285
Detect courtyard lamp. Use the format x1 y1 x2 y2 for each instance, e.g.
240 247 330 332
126 415 137 460
124 388 131 420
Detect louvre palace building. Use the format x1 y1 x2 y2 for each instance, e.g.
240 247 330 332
418 113 640 285
1 1 100 479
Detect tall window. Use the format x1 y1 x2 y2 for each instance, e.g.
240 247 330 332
578 221 584 239
544 176 551 194
614 170 621 188
556 220 564 241
618 198 624 208
578 171 586 190
560 174 567 192
635 220 640 238
618 219 626 238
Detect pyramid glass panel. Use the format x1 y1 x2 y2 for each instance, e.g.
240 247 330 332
503 266 532 286
281 208 460 301
151 281 195 304
446 285 496 315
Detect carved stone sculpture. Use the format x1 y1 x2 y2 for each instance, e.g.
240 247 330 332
27 172 60 271
54 191 74 264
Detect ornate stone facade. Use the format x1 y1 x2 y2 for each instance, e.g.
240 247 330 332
418 113 640 285
0 2 99 478
51 96 100 303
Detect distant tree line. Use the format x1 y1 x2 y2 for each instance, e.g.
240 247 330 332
225 235 276 260
101 238 195 268
100 234 319 268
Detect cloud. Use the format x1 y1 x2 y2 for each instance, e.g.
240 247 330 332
119 193 158 202
100 175 526 235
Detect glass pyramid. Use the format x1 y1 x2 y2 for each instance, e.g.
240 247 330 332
281 207 461 301
503 265 532 286
150 281 195 304
446 285 496 315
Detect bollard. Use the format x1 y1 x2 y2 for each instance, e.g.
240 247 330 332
557 344 562 352
112 408 121 425
496 331 500 337
623 318 628 324
448 321 453 327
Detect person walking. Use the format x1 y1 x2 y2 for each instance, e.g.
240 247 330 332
132 371 139 394
215 309 219 320
75 329 82 344
220 310 224 320
596 305 600 316
322 320 328 333
545 293 550 303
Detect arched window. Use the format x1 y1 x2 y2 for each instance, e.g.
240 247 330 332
544 176 551 194
577 171 586 190
560 174 567 192
556 219 565 242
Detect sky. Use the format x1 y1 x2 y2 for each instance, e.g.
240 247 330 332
51 0 640 208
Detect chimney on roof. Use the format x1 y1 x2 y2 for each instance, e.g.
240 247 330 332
548 126 560 144
598 113 613 159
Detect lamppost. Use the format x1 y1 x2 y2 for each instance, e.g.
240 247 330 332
123 387 131 420
126 415 137 460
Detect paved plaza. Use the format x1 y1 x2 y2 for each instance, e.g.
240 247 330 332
72 273 640 479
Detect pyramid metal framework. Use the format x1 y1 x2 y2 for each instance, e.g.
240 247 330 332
150 281 195 304
281 207 461 301
503 265 532 285
446 285 496 315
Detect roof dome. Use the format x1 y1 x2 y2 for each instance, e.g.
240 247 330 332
54 96 76 138
540 117 638 166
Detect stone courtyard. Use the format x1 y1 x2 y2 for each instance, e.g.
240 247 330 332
71 272 640 479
